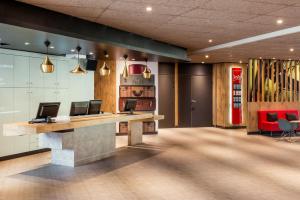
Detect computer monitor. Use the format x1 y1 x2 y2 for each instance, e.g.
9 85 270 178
124 99 137 114
70 101 89 116
36 102 60 119
88 100 102 115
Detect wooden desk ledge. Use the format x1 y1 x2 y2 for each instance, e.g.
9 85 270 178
3 113 164 136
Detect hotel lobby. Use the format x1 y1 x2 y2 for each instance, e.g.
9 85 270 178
1 0 300 199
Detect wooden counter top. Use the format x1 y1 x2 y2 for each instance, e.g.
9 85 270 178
3 113 164 136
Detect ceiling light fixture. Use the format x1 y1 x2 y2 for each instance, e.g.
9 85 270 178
143 58 151 79
131 58 136 61
277 19 283 25
205 55 209 59
24 42 30 45
41 40 54 73
89 52 94 55
121 54 129 78
201 61 205 64
146 6 152 12
208 39 213 43
239 60 243 64
290 48 294 52
70 46 87 75
99 51 110 76
71 49 75 52
50 46 54 49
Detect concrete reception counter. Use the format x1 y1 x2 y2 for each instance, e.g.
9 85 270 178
3 113 164 167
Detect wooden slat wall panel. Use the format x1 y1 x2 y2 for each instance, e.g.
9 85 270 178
256 60 261 102
261 60 265 102
275 61 279 102
271 61 275 102
281 61 284 102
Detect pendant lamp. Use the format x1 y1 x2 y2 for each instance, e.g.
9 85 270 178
121 54 129 78
70 46 87 74
41 40 54 73
143 58 151 79
99 51 110 76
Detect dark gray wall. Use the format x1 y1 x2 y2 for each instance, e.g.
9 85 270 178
158 63 175 128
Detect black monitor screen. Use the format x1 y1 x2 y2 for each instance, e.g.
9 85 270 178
36 102 60 119
70 101 89 116
88 100 102 115
124 99 137 113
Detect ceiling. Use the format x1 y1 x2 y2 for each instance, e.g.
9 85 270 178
16 0 300 63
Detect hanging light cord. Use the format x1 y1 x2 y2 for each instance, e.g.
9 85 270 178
45 40 50 55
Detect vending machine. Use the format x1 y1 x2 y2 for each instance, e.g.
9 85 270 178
231 67 242 125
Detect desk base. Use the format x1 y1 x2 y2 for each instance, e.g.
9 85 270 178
39 123 116 167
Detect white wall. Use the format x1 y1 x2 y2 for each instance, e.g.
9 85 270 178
115 60 159 130
0 48 94 157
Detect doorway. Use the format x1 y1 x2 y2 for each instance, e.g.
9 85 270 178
179 64 212 127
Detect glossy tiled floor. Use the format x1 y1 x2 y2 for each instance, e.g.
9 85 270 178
1 127 300 200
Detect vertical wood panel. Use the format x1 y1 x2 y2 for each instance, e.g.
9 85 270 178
281 61 284 102
175 62 179 126
285 61 288 102
94 60 116 113
248 60 253 102
275 61 279 102
257 59 261 102
261 60 265 102
266 60 270 102
271 61 275 102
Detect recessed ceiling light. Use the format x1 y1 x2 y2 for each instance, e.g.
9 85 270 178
288 58 292 60
208 39 213 43
290 48 294 52
89 52 94 55
146 6 152 12
259 57 262 59
205 55 209 59
272 57 276 59
201 61 205 64
71 49 75 52
131 58 135 61
50 46 54 49
24 42 30 45
239 60 243 64
276 19 283 24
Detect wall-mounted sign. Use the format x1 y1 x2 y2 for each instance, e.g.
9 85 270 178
231 67 242 125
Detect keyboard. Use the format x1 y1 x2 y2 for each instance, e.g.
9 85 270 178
28 118 46 124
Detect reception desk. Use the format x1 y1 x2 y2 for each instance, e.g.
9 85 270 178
3 113 164 167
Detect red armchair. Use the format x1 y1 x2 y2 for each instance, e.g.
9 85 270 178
257 110 300 136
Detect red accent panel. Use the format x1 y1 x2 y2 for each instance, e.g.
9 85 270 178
231 68 242 125
128 64 146 75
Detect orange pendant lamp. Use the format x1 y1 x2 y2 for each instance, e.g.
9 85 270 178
99 51 111 76
41 40 55 73
70 46 87 75
143 58 151 79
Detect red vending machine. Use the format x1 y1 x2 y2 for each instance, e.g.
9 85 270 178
231 67 242 125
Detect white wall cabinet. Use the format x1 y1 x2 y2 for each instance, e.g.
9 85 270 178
0 54 14 87
0 49 94 157
14 56 30 87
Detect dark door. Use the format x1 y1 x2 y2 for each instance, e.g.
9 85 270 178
190 75 212 127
